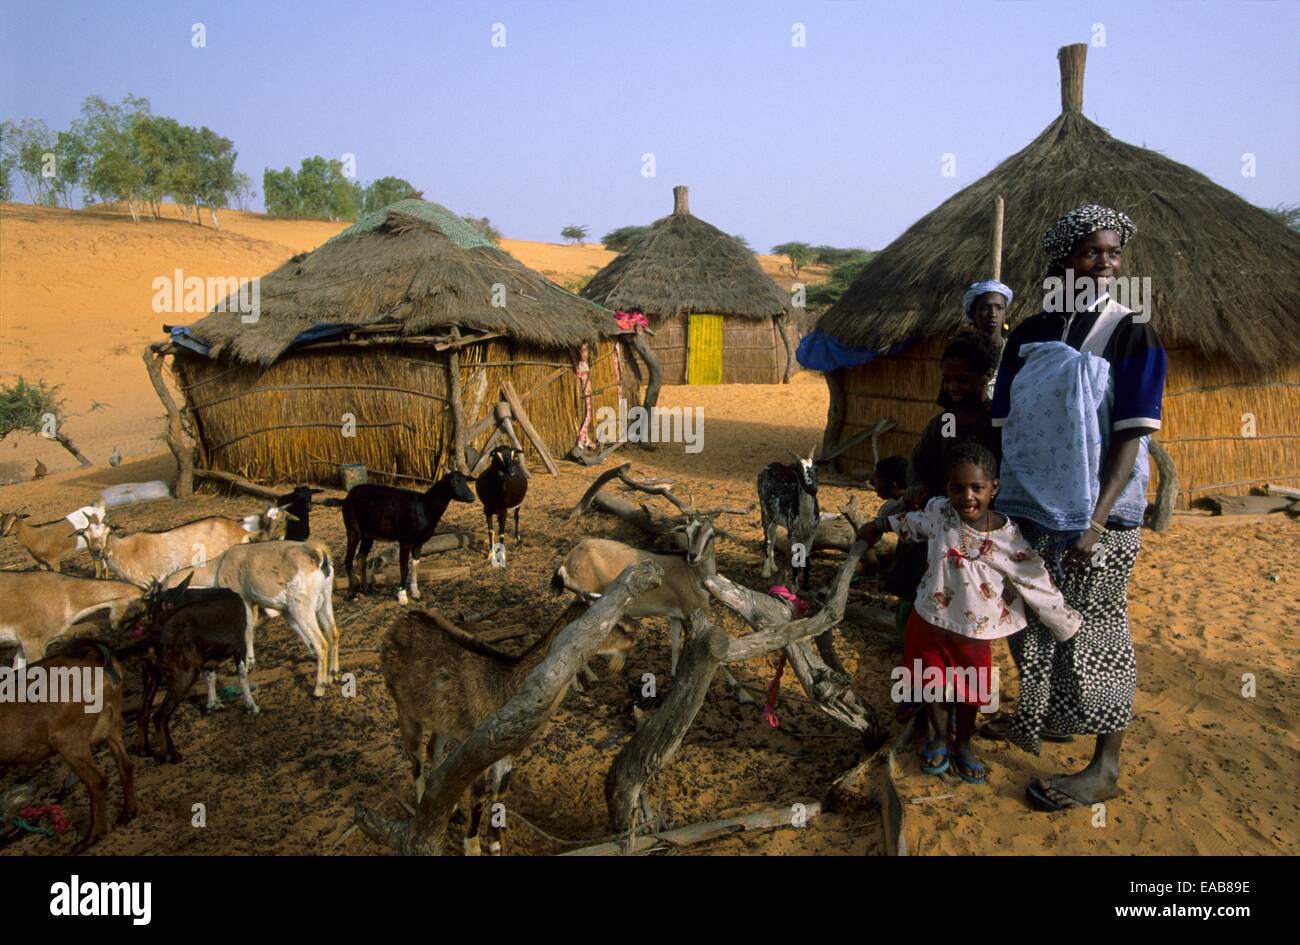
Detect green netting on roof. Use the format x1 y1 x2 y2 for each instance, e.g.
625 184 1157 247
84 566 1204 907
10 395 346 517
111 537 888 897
326 199 496 249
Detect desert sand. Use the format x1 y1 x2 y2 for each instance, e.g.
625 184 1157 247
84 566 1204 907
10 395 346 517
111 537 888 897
1 204 1295 856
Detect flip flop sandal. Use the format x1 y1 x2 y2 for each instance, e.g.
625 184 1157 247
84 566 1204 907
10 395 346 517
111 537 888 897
1025 779 1085 812
920 738 950 776
1041 727 1076 743
953 756 988 785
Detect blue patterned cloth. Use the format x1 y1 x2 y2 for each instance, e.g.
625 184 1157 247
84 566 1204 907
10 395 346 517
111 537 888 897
995 341 1109 532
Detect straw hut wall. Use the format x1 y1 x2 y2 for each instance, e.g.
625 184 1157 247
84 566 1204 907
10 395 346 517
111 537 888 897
582 186 796 385
816 46 1300 507
153 200 635 489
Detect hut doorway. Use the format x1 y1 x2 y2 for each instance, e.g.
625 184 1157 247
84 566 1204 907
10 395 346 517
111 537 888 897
687 313 724 384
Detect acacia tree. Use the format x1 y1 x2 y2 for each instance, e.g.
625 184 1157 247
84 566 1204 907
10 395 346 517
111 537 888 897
561 223 589 245
771 241 813 279
0 378 91 467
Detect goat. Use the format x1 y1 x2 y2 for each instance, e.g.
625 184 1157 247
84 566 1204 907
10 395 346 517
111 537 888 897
0 570 147 667
341 473 476 602
166 539 339 697
0 641 137 852
757 445 821 588
121 577 256 763
553 512 719 676
381 607 634 855
81 505 291 587
475 446 527 558
276 486 323 542
1 501 106 575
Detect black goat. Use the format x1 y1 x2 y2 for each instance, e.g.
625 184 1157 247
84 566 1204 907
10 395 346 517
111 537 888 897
476 446 528 556
341 472 476 601
757 446 821 589
121 576 255 764
276 485 323 541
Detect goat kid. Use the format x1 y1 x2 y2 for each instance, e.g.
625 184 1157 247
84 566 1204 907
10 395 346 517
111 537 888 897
1 501 106 575
0 641 137 852
121 577 256 763
276 486 323 542
82 505 293 587
0 570 147 667
553 512 719 676
757 445 821 588
342 473 475 602
381 607 633 855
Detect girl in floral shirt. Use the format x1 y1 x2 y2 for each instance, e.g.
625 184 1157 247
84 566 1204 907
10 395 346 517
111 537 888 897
860 442 1080 784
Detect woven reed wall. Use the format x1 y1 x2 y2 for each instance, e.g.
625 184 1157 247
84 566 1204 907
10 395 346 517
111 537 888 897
647 314 784 385
177 338 627 487
835 340 1300 507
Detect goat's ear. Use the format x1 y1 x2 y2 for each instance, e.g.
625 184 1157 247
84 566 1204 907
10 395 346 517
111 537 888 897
284 512 300 522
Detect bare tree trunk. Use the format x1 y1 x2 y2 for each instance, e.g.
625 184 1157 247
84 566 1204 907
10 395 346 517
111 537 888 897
51 431 92 467
605 611 730 834
143 344 196 497
625 327 663 413
776 314 798 384
822 370 847 460
357 561 664 855
1149 439 1178 531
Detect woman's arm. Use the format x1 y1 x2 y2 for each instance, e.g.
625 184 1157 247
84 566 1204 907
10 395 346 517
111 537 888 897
1062 427 1150 567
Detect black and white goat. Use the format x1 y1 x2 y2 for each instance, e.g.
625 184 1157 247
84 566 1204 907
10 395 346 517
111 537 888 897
757 445 821 588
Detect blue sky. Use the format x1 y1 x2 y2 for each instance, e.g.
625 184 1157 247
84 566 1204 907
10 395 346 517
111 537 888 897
2 0 1296 251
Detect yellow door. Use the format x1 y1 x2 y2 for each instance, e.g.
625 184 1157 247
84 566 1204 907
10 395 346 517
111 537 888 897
687 314 724 384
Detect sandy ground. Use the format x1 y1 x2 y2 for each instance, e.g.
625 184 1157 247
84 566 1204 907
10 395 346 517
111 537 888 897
1 204 1295 856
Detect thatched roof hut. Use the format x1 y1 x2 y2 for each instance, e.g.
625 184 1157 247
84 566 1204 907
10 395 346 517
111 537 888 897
582 186 798 385
816 45 1300 507
147 199 636 491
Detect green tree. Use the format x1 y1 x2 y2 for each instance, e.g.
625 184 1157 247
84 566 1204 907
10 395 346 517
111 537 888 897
263 166 299 216
51 128 88 207
362 176 416 212
561 224 589 245
600 224 649 251
1 118 57 205
77 94 152 221
811 245 870 267
772 241 814 278
229 171 255 211
192 125 238 228
804 253 876 310
1267 203 1300 232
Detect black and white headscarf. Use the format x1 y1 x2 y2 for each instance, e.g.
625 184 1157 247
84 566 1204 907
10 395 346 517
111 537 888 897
1041 204 1136 264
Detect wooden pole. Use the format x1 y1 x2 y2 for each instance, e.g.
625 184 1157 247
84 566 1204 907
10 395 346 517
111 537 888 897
501 380 560 475
447 328 469 475
990 195 1005 282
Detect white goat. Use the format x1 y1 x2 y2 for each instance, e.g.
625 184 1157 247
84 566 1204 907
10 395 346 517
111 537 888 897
82 506 292 587
0 571 146 667
169 539 340 697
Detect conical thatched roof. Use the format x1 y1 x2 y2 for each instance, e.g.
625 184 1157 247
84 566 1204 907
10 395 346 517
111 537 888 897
186 199 615 365
818 45 1300 369
581 186 790 321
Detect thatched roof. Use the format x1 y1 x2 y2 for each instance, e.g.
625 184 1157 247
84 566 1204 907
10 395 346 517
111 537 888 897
581 186 790 321
818 45 1300 369
185 199 615 365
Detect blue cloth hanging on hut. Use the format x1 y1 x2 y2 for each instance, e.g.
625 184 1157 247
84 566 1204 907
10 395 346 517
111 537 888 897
796 329 912 372
165 322 358 359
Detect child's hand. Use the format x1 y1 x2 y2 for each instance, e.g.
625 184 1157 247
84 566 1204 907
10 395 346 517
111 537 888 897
905 483 928 510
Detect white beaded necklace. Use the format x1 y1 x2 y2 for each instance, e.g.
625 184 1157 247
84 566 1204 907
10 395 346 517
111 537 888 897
958 508 996 559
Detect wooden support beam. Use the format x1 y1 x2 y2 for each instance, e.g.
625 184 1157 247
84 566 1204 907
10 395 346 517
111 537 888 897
144 343 196 497
447 329 469 475
501 379 560 476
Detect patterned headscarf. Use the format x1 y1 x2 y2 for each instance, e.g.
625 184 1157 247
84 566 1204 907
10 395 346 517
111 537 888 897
1041 204 1136 264
962 280 1014 318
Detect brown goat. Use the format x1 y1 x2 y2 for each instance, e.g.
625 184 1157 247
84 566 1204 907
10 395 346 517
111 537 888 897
0 571 147 667
0 642 138 852
1 502 105 574
381 607 632 855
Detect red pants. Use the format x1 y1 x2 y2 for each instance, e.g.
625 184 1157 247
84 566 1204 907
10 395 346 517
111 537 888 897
902 610 993 706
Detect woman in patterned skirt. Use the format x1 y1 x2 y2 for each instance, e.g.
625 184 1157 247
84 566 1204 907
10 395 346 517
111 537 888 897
989 204 1167 811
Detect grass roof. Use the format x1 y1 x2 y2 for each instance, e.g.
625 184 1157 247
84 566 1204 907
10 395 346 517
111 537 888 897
581 186 791 321
186 199 615 365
